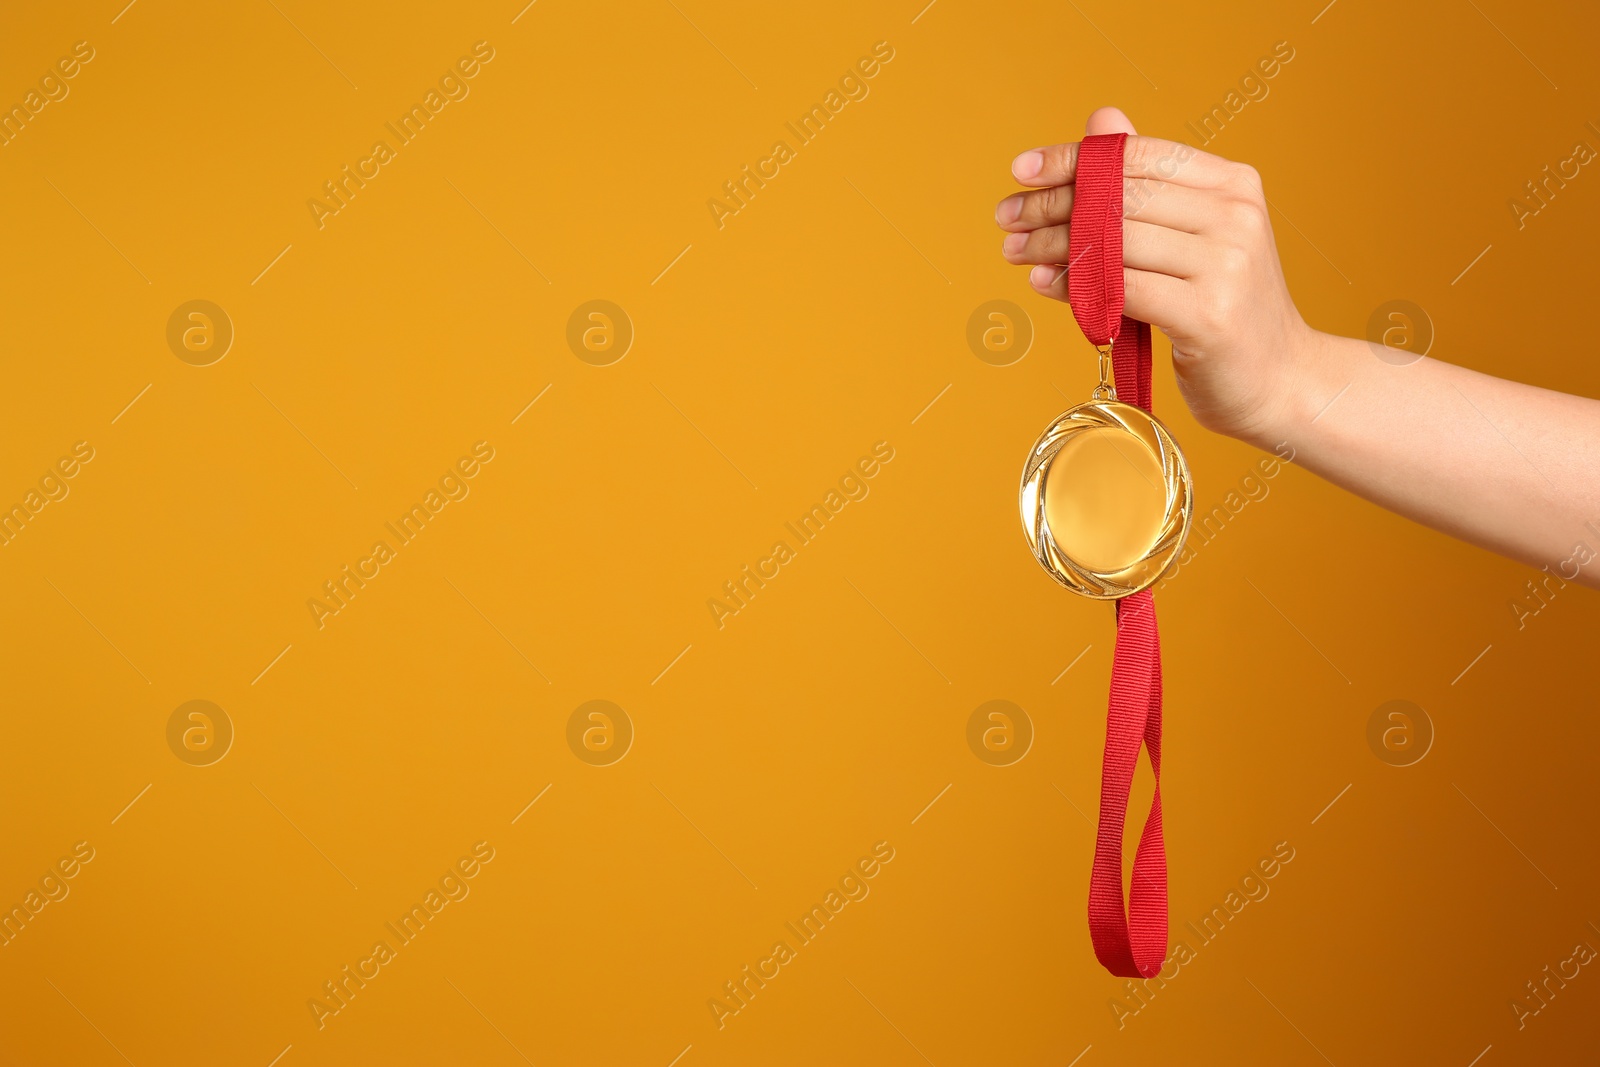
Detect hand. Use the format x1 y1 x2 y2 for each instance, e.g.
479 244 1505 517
996 107 1319 447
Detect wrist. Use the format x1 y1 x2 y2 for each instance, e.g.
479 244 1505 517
1236 327 1351 454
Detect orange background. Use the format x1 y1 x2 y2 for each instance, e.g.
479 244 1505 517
2 0 1598 1064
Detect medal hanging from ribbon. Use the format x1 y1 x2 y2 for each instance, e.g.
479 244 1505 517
1018 133 1194 978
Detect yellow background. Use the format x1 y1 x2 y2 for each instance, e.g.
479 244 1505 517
2 0 1598 1063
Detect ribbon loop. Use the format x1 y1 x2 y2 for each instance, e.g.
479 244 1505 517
1089 590 1166 977
1069 132 1169 979
1066 133 1128 347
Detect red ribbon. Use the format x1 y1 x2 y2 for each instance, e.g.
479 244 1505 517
1067 132 1168 979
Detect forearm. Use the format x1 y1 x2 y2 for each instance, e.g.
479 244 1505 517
1246 331 1600 586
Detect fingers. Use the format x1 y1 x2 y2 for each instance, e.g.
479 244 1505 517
1121 180 1212 234
1011 135 1240 190
1003 109 1222 332
1027 264 1191 329
997 179 1213 235
995 184 1072 229
1004 219 1201 278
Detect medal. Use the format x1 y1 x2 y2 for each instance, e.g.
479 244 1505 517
1019 342 1191 597
1018 132 1191 979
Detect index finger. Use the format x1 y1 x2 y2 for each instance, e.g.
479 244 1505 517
1011 135 1237 190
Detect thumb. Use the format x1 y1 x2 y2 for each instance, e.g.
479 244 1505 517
1085 106 1137 136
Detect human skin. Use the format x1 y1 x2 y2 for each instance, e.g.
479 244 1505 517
996 106 1600 589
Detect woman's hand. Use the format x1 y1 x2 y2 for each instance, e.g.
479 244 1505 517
993 108 1600 583
995 107 1319 448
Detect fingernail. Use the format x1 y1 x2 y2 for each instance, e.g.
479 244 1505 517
1002 232 1028 257
1011 150 1044 181
1030 264 1057 288
995 195 1023 225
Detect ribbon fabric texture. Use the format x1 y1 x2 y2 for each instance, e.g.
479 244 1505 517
1066 132 1169 979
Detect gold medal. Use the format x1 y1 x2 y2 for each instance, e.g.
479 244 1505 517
1020 344 1193 599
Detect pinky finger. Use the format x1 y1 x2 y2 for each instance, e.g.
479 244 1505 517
1027 264 1073 303
1028 264 1190 329
1122 268 1190 331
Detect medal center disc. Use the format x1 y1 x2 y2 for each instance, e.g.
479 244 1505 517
1043 426 1168 573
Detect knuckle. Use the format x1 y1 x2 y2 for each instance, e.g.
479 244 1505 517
1048 142 1078 182
1038 184 1071 222
1124 135 1153 175
1226 198 1267 238
1216 243 1250 280
1230 161 1264 192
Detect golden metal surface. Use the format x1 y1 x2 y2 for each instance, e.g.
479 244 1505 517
1020 397 1193 599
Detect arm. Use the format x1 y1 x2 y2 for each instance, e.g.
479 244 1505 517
1260 332 1600 580
997 108 1600 587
